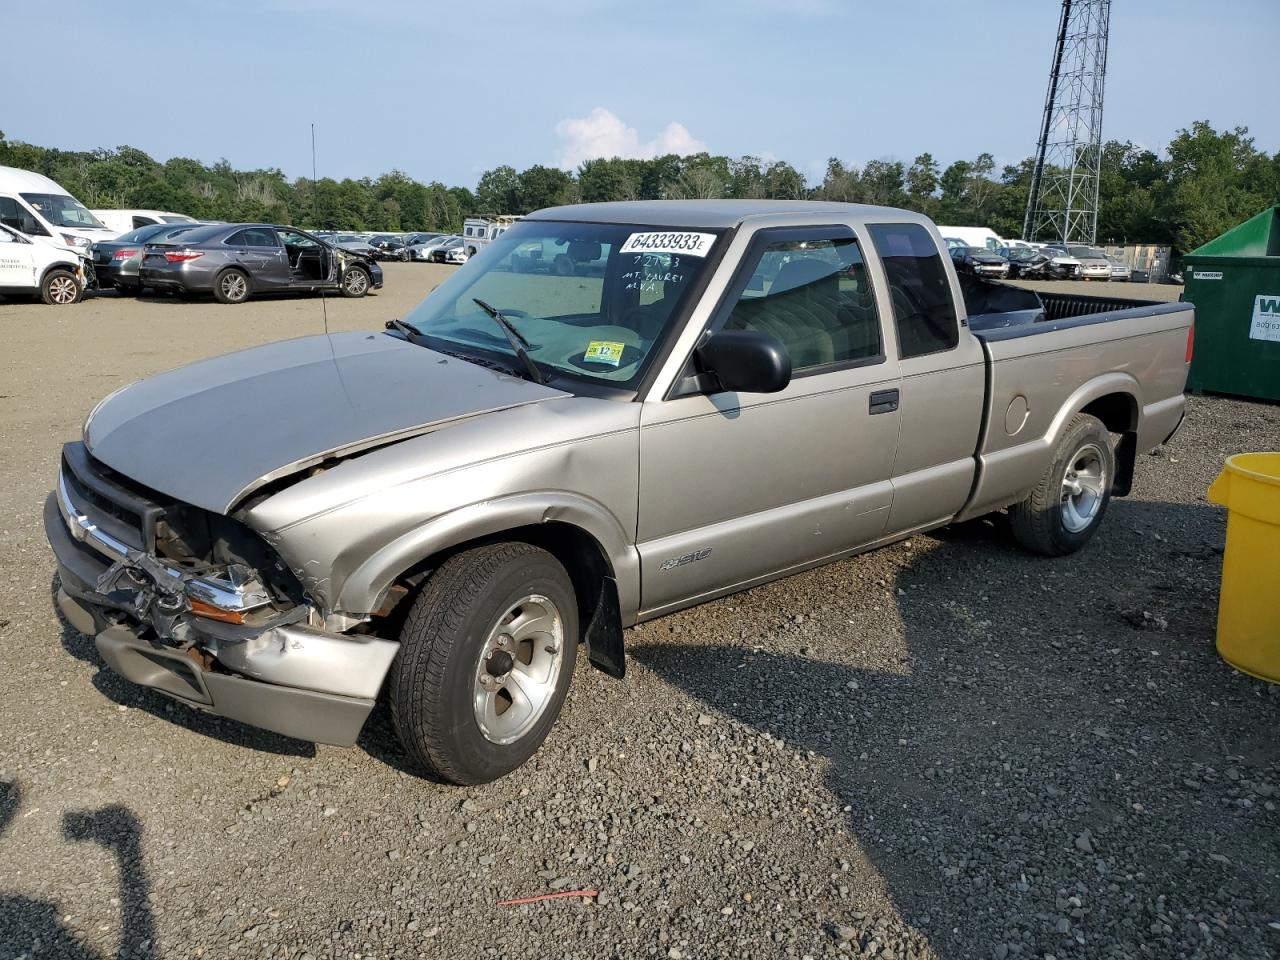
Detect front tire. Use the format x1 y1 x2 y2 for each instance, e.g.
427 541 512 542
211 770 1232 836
41 269 83 305
213 268 250 304
389 543 578 784
1009 413 1115 556
341 266 370 297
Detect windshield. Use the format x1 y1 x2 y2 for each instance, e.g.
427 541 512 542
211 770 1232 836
160 215 195 223
20 193 107 229
401 220 720 389
1068 246 1105 259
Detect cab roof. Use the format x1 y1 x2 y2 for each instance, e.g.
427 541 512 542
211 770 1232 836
525 199 928 229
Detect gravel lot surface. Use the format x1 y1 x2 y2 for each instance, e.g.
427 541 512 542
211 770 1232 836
1 267 1277 960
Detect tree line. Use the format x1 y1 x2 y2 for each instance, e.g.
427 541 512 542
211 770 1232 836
2 121 1275 254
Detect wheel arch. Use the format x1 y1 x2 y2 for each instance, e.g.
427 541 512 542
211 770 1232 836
38 261 82 286
337 494 639 677
214 263 254 292
1073 383 1140 497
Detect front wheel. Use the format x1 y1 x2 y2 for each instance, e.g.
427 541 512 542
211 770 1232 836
341 266 370 297
1009 413 1115 556
41 269 83 305
389 542 578 784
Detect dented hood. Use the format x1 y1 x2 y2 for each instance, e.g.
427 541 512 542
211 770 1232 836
84 332 566 513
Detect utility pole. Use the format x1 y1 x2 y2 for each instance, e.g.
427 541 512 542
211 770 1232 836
1022 0 1111 245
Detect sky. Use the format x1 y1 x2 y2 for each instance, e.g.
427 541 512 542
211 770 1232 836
4 0 1278 189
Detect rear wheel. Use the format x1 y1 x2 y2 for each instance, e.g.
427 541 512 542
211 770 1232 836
1009 413 1115 556
41 269 82 305
389 542 578 784
341 266 371 297
213 268 250 304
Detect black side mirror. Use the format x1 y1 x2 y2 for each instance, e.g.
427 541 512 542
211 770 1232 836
696 329 791 395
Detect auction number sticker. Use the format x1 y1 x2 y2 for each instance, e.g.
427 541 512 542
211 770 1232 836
620 231 716 257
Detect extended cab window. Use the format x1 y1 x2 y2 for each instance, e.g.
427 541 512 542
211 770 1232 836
867 223 959 359
723 235 881 372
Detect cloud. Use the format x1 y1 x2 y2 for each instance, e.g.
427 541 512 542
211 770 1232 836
553 108 707 170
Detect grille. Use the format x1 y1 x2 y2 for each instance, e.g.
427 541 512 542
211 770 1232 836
61 442 167 554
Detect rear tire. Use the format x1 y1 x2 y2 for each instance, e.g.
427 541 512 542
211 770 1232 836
41 269 83 305
389 543 578 784
213 268 250 304
1009 413 1115 556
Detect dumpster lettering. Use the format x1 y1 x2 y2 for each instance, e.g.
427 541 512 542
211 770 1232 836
1250 294 1280 343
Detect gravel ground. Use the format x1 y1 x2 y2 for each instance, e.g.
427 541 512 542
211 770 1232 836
1 268 1277 960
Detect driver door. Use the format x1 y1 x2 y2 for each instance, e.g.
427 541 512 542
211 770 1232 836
636 225 902 616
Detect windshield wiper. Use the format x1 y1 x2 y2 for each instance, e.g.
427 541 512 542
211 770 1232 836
385 317 420 339
472 298 545 385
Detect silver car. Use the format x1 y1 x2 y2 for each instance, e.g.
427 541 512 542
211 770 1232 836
46 201 1192 784
405 234 458 262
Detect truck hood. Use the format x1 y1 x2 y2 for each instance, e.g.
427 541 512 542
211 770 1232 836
84 331 566 514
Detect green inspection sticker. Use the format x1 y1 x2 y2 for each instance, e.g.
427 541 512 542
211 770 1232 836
584 340 625 366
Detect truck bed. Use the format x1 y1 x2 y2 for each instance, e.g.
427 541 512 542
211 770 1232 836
954 276 1193 521
961 275 1175 335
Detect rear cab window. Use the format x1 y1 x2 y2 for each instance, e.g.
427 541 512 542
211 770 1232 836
867 222 959 359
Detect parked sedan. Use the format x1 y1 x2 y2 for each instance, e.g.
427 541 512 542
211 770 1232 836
1045 245 1111 280
90 223 199 293
430 236 467 263
406 235 459 262
139 223 382 304
950 246 1009 280
1106 257 1132 282
999 246 1053 279
368 235 408 261
329 234 378 257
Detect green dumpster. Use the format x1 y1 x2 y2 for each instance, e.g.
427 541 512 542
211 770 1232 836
1184 206 1280 402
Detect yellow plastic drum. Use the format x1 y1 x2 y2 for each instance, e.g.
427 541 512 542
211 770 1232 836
1207 452 1280 682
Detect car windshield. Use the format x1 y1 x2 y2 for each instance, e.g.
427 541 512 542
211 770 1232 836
1068 246 1105 259
400 220 721 389
21 193 106 229
160 215 195 223
966 247 992 256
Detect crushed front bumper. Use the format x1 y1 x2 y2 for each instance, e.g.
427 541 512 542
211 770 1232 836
45 480 399 747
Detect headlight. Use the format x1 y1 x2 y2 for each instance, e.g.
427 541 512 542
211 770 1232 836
62 233 91 249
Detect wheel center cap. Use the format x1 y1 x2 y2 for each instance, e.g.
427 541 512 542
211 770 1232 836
485 649 515 677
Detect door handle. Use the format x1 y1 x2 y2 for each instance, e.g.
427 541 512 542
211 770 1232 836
869 388 900 415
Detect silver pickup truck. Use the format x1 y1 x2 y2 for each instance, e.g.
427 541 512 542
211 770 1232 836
46 201 1193 783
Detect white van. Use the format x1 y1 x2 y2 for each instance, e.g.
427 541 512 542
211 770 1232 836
90 209 198 235
936 225 1002 251
462 215 519 257
0 223 92 304
0 165 115 251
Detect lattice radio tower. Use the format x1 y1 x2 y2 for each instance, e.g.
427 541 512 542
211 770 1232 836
1022 0 1111 244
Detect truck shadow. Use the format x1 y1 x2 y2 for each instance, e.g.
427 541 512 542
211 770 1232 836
50 576 316 759
0 781 155 960
633 498 1280 957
